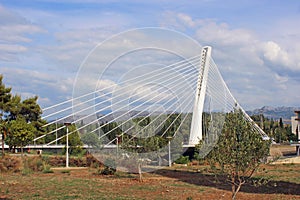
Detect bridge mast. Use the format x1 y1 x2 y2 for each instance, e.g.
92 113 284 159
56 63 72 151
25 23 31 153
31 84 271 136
188 46 212 146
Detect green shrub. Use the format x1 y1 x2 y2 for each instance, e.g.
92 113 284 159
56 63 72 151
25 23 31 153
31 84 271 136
174 155 190 164
24 156 44 172
100 166 116 175
42 163 53 173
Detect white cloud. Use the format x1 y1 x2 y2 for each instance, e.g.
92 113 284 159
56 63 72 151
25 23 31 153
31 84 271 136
0 5 46 61
196 21 254 47
1 2 299 112
177 13 196 28
1 67 74 107
160 11 300 108
262 41 291 68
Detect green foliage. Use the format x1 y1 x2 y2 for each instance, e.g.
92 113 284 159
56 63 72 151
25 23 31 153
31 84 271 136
98 166 116 175
0 75 12 114
0 75 45 153
205 109 270 199
251 115 295 143
0 75 12 155
5 117 36 150
174 155 190 164
42 164 54 173
23 156 44 173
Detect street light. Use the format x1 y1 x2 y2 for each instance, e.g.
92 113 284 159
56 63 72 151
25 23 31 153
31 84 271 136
64 122 72 168
116 135 120 158
166 136 172 167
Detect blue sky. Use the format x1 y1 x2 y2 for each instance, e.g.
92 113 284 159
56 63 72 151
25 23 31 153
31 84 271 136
0 0 300 110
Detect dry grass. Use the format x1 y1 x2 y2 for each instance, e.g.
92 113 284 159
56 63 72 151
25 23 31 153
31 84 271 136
0 163 299 200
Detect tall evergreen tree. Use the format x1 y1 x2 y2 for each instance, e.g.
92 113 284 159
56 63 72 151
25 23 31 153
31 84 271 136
0 75 12 156
0 75 45 153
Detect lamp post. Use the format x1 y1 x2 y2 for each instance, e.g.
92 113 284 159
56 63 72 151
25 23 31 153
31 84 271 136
166 136 172 167
116 135 119 159
64 122 72 168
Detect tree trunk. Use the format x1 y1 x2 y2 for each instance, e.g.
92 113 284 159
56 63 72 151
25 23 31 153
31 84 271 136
232 181 244 200
1 128 6 157
231 176 236 200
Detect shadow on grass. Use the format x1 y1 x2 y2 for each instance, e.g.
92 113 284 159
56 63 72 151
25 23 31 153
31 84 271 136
152 168 300 196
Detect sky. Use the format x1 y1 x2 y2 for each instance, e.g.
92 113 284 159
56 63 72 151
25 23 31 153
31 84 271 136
0 0 300 111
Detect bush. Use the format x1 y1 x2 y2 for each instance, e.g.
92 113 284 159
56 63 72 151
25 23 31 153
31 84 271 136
101 158 116 175
99 166 116 175
174 155 190 164
42 163 53 173
23 156 44 172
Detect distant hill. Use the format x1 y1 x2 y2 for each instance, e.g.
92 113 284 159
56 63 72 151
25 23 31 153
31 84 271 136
246 106 300 122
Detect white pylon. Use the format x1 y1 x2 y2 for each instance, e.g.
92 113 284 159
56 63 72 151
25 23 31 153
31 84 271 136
188 46 212 146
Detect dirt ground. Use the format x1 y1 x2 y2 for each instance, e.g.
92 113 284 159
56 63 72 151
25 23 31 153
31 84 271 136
0 145 300 200
0 163 300 200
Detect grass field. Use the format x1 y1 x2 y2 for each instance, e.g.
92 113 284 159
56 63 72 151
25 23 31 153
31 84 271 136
1 145 300 200
0 163 300 200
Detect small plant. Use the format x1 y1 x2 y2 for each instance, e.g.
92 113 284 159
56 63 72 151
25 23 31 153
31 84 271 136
42 163 53 173
24 156 44 172
100 166 116 175
93 158 117 176
21 167 32 176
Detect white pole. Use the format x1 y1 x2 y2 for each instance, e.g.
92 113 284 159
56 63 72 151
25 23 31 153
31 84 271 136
168 139 171 167
66 126 69 168
116 136 119 159
166 136 172 167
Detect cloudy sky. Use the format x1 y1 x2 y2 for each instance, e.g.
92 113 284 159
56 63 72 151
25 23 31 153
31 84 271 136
0 0 300 111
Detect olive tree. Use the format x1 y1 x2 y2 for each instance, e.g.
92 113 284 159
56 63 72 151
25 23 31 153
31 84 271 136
205 109 270 200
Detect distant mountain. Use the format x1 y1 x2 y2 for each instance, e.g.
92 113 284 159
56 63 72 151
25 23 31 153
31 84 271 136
246 106 300 122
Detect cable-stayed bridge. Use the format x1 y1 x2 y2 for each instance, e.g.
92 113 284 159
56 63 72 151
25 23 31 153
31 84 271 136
20 44 268 171
1 28 268 171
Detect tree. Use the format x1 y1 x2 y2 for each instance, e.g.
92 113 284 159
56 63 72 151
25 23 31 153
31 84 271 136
5 117 35 155
5 95 21 121
205 109 270 200
20 96 46 138
0 75 45 154
0 75 12 156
